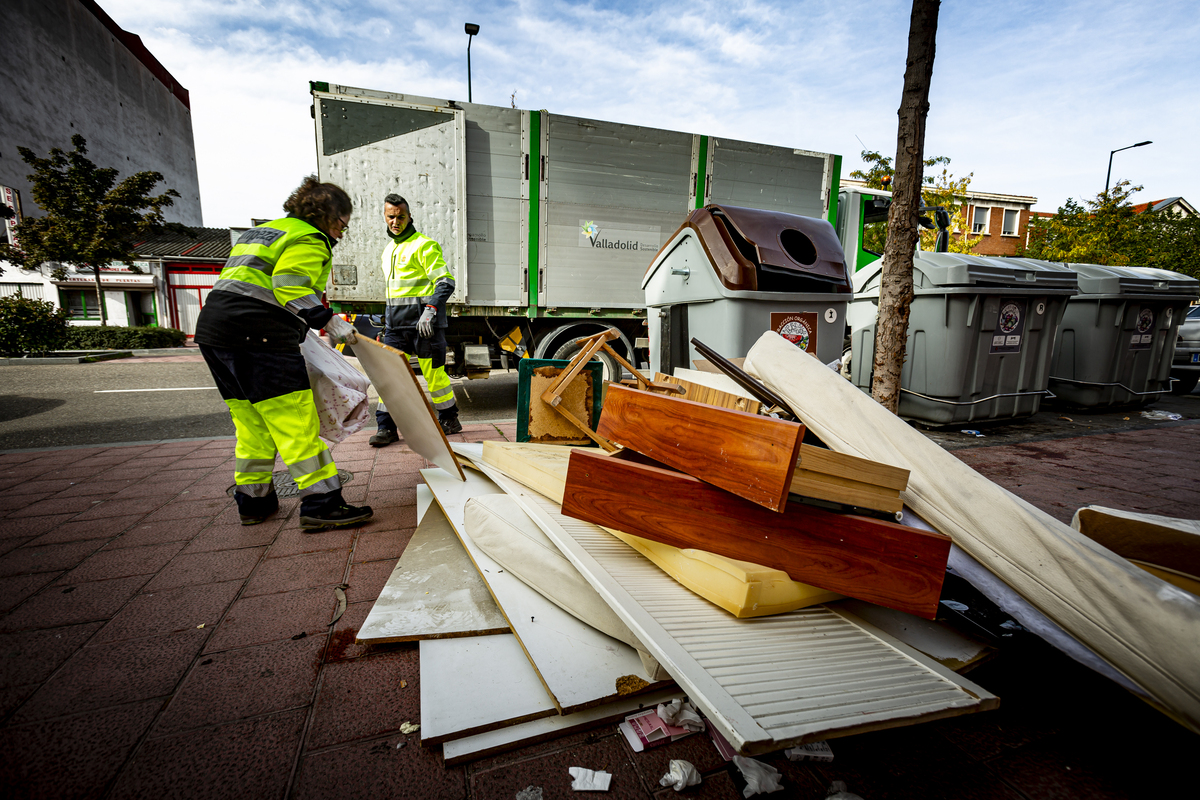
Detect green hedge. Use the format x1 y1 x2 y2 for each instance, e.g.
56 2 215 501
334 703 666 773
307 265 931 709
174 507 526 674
0 296 70 357
60 325 188 350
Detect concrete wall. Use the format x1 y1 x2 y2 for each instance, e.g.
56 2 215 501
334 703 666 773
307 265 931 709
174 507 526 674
0 0 202 226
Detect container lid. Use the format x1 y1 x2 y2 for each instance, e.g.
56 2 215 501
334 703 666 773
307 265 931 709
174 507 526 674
710 205 849 287
1068 263 1200 297
853 252 1079 295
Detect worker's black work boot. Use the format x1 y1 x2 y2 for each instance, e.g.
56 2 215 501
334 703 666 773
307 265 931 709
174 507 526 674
369 427 399 447
299 489 373 532
235 487 279 526
438 410 463 436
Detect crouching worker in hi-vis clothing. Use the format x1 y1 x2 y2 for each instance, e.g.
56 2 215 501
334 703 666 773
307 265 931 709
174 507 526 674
370 193 462 446
193 176 372 532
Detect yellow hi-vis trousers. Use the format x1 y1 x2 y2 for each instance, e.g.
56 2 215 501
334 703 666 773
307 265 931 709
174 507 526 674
376 327 458 430
200 346 341 498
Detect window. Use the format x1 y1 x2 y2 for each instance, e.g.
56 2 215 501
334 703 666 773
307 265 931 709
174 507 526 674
59 289 102 319
972 206 990 234
1002 209 1019 236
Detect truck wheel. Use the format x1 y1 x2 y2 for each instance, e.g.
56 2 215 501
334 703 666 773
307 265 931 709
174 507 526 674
1171 373 1199 395
553 337 623 383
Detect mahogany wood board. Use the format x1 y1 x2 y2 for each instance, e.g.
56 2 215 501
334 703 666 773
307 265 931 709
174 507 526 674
562 448 951 619
596 383 803 513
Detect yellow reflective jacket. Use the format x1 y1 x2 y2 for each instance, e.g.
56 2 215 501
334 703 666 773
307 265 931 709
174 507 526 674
212 217 332 321
380 225 454 330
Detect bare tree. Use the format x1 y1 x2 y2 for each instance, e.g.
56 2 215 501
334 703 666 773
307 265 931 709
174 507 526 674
871 0 940 413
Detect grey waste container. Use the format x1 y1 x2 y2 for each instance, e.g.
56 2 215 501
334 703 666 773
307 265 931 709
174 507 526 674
1049 264 1198 407
848 252 1078 425
643 204 851 375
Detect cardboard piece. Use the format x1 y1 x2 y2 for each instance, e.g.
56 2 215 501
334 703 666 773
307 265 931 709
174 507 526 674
352 336 463 480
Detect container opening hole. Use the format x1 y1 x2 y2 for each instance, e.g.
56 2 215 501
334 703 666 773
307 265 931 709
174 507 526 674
780 229 817 266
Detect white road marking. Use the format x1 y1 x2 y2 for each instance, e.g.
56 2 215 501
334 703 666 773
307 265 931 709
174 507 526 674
94 387 217 393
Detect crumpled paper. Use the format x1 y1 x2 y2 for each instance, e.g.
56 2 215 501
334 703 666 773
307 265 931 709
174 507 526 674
656 698 705 732
659 759 702 791
568 767 612 791
515 787 544 800
826 780 865 799
733 755 783 797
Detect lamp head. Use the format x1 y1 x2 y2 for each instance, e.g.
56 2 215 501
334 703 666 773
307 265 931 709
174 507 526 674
465 23 480 36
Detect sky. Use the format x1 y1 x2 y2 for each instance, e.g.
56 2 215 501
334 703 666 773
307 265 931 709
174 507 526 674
99 0 1200 229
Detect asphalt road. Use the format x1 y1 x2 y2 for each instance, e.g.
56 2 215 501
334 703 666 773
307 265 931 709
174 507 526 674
3 352 1198 452
0 355 520 451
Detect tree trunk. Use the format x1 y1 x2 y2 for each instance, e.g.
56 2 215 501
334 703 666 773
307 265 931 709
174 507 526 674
871 0 940 414
92 265 108 326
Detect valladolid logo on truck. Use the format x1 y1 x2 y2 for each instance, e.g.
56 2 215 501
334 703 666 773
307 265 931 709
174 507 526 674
579 220 660 253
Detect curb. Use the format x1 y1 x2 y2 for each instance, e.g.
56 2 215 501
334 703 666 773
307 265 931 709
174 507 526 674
0 347 199 365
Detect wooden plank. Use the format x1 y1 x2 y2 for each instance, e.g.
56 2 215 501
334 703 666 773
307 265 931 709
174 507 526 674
597 383 803 513
442 688 682 766
465 442 842 618
798 444 910 492
479 466 997 756
357 494 509 644
790 469 903 515
561 448 951 619
422 466 667 713
671 368 758 401
353 336 463 479
654 372 761 414
419 634 556 744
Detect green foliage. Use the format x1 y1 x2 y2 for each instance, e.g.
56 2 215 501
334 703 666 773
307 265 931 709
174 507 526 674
0 295 69 357
0 135 189 324
60 325 187 350
1022 182 1200 277
850 150 979 254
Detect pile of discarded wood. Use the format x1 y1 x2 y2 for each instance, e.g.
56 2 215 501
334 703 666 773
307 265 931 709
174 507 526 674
352 326 1200 772
354 329 1009 766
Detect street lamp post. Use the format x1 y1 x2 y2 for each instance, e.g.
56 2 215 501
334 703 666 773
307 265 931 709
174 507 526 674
1105 140 1152 196
465 23 480 103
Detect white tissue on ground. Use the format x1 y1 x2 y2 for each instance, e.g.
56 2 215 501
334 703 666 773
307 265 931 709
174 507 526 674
656 698 704 732
568 767 612 791
733 755 783 797
659 760 702 791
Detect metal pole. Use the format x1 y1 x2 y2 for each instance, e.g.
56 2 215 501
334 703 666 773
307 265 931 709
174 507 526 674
1105 140 1152 197
467 36 473 102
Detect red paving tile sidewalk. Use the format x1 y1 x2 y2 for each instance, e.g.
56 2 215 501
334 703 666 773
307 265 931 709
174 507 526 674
0 423 1196 799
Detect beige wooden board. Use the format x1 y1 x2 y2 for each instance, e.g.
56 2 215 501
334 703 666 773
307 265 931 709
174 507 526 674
671 367 758 400
442 687 682 766
790 470 903 515
473 460 998 756
798 444 910 491
422 466 664 713
654 372 761 414
353 336 463 480
419 634 556 744
357 489 508 644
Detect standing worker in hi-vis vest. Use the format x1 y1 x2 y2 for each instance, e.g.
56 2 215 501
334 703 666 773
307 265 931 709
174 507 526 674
193 176 373 532
369 193 462 445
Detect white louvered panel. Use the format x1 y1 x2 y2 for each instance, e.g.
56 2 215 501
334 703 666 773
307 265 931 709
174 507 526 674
472 459 996 754
168 273 218 287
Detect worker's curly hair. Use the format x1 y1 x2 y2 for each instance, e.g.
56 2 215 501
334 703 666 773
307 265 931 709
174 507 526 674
283 175 352 235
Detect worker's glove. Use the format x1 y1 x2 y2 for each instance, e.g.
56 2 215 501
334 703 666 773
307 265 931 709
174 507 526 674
324 315 358 345
417 305 437 338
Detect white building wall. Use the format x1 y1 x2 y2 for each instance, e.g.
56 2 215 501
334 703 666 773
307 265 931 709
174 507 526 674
0 0 202 226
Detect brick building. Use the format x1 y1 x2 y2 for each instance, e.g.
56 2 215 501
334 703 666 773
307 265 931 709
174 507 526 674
840 180 1037 257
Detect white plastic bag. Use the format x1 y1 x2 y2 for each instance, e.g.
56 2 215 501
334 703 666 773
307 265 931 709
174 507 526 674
732 755 783 797
659 760 701 791
300 331 371 444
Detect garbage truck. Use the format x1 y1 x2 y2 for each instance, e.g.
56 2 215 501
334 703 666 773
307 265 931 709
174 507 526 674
310 81 867 378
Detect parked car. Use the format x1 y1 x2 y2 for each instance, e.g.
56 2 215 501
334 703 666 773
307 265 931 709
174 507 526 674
1170 305 1200 394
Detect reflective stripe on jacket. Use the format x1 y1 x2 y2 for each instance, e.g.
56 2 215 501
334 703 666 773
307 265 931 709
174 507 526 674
212 217 332 317
381 227 454 330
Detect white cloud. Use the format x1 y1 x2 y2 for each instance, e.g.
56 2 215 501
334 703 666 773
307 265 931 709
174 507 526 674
97 0 1200 225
